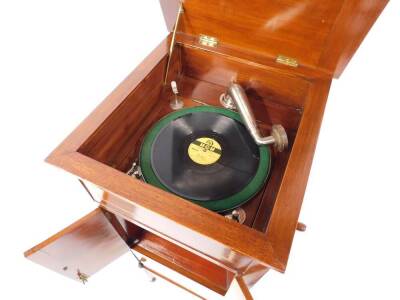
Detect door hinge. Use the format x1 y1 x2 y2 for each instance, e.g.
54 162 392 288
77 270 89 284
199 34 219 48
276 55 299 67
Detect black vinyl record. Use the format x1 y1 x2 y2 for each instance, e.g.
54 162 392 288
150 111 260 201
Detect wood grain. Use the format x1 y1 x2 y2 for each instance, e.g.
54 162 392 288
160 0 388 77
41 34 324 274
26 0 389 295
181 45 310 108
133 230 235 295
179 0 344 69
319 0 389 77
265 79 332 267
24 208 128 281
76 44 303 236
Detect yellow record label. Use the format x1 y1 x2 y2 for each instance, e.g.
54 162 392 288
188 137 222 165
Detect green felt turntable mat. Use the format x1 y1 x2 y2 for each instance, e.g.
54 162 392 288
139 106 271 212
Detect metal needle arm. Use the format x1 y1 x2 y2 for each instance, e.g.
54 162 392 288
227 83 289 152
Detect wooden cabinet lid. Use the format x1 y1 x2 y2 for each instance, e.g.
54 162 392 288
160 0 388 77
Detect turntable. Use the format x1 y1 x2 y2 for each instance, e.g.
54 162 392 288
136 83 288 216
24 1 388 299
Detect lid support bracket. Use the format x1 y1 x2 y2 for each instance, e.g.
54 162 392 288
163 1 184 85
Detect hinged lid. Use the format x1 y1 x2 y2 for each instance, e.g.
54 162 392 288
160 0 388 77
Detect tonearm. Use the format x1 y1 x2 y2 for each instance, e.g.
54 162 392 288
226 82 289 152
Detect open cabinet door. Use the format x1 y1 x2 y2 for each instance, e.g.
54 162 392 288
24 208 128 282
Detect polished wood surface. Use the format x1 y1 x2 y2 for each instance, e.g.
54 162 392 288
265 79 332 267
162 0 388 77
57 36 311 272
101 188 268 272
36 35 327 274
105 211 234 295
175 32 331 81
180 45 310 108
179 0 344 69
319 0 389 77
25 1 389 297
133 230 234 295
24 208 128 281
78 55 165 166
75 43 302 232
108 210 234 294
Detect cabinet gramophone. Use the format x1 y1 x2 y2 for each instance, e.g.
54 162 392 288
24 1 388 299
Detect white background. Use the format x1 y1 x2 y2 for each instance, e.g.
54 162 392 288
1 1 399 299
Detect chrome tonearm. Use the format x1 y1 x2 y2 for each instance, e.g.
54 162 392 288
226 83 289 152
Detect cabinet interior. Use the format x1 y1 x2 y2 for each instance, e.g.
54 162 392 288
78 44 313 233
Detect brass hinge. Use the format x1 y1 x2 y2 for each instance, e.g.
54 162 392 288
276 55 299 67
199 34 219 48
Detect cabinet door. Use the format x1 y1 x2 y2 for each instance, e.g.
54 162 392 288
24 208 128 282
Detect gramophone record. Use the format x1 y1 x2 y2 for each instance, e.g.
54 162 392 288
140 106 271 212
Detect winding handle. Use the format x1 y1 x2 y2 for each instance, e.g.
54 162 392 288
227 83 289 152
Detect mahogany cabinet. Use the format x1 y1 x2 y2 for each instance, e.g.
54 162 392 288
24 1 389 299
